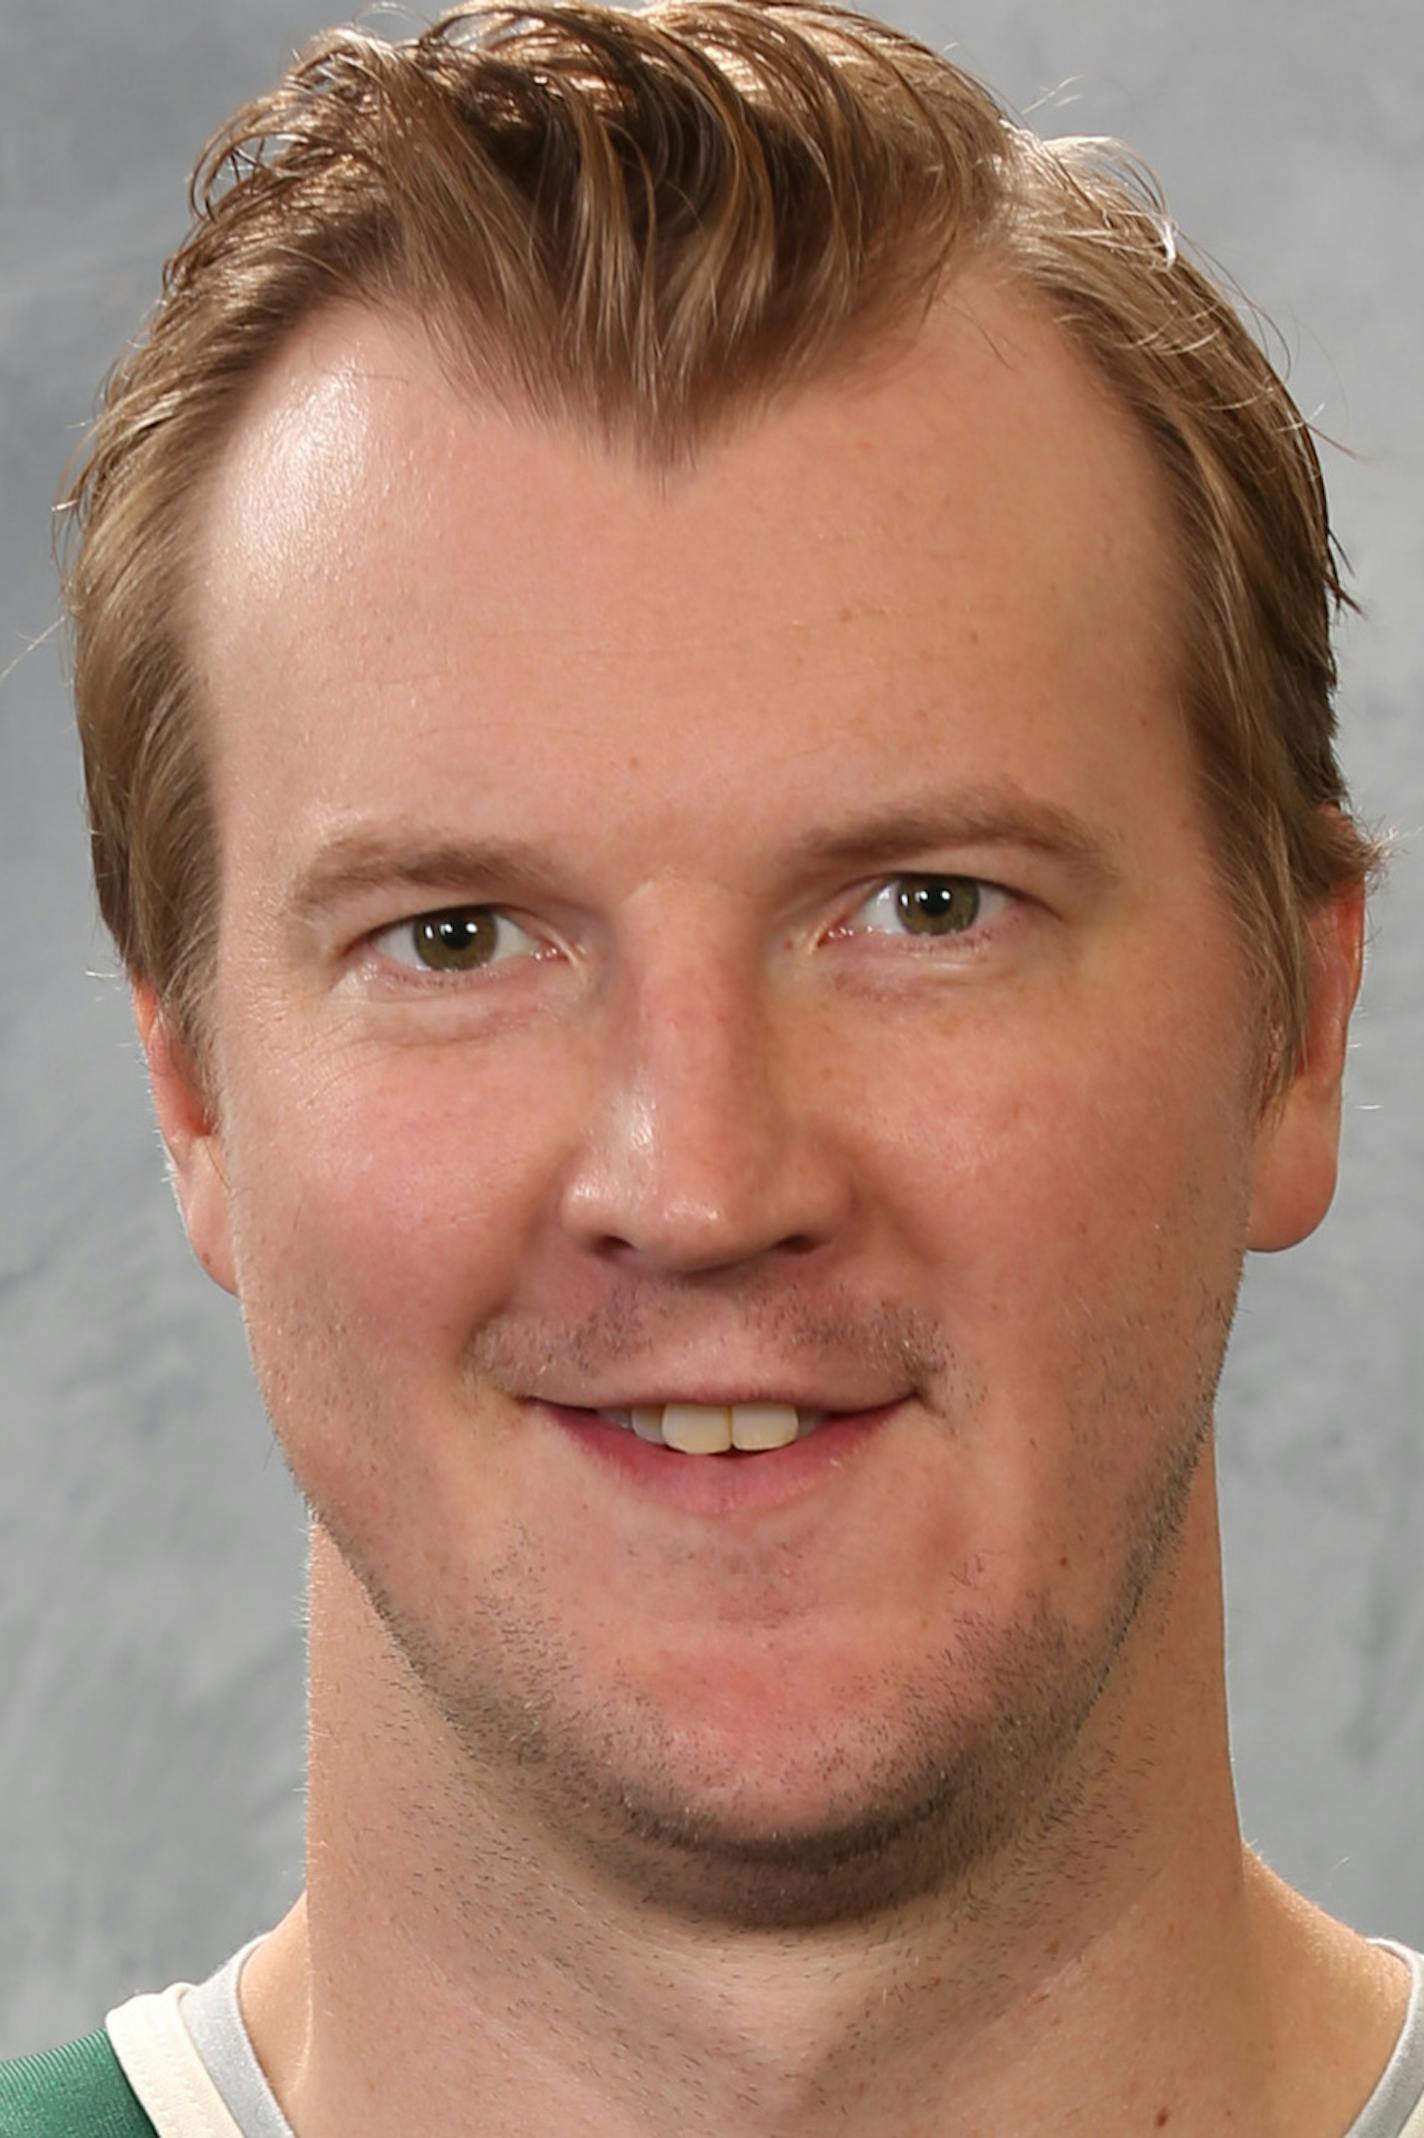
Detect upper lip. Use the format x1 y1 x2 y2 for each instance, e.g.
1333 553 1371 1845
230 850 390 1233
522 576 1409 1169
530 1390 908 1415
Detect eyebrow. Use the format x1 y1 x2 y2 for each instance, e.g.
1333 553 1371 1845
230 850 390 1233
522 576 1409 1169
288 828 564 924
791 787 1123 893
286 782 1124 924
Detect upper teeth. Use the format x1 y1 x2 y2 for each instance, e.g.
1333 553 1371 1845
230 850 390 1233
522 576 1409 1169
598 1402 829 1452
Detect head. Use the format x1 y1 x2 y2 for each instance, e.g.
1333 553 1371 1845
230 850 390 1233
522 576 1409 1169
63 1 1382 1931
62 0 1381 1112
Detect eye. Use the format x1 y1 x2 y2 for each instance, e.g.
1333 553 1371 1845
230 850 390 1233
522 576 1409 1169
844 874 1012 941
369 906 542 976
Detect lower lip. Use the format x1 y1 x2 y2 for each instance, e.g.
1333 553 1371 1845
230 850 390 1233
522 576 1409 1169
538 1401 902 1515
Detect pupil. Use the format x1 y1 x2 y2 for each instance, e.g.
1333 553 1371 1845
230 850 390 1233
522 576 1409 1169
416 909 495 969
897 876 979 933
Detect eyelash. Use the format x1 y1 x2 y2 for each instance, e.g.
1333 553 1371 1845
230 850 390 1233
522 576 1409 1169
367 908 546 978
363 874 1016 983
832 875 1014 948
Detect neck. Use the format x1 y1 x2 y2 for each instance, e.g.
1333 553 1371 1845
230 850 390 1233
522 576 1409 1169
242 1453 1407 2137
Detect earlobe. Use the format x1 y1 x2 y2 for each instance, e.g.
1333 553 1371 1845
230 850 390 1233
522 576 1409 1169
132 981 239 1296
1247 882 1366 1253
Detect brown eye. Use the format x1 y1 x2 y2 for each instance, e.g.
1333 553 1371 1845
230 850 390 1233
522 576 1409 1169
893 876 982 934
369 904 543 979
411 908 500 971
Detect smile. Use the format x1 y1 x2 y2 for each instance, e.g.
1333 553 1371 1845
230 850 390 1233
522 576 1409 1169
538 1397 906 1516
591 1401 831 1453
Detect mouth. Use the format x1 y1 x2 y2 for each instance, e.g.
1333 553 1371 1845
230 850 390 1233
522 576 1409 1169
585 1400 835 1452
535 1397 906 1515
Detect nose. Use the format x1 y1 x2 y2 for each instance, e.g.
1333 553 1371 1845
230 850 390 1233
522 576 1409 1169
558 939 855 1275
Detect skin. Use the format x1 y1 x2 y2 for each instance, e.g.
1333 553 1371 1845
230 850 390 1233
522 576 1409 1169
137 274 1404 2136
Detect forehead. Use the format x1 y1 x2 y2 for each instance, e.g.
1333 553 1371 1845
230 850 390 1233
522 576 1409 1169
192 275 1185 862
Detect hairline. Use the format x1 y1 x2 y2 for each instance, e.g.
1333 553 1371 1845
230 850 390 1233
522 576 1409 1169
168 265 1291 1118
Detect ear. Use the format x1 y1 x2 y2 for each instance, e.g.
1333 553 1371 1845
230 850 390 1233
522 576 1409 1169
1247 881 1366 1253
132 981 238 1296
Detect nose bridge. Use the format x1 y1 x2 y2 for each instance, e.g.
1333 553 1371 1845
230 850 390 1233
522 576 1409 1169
559 896 849 1269
632 941 770 1162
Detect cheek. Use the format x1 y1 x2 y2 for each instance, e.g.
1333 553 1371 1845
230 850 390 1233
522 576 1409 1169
879 965 1258 1301
220 1033 558 1424
875 1008 1254 1573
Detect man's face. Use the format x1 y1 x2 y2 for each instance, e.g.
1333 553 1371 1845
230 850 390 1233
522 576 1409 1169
165 280 1330 1924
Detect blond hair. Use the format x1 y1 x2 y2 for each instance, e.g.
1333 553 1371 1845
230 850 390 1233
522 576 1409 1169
58 0 1384 1103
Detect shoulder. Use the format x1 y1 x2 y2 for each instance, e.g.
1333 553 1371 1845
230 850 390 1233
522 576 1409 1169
0 2027 158 2137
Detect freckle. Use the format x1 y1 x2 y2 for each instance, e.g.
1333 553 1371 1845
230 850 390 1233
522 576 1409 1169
1058 1555 1069 1570
1155 2111 1171 2128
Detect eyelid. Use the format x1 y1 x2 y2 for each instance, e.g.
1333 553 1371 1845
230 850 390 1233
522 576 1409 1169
353 873 1018 985
364 903 547 977
833 871 1018 939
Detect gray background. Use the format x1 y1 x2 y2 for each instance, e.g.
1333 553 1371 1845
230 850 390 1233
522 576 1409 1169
1 0 1420 2057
